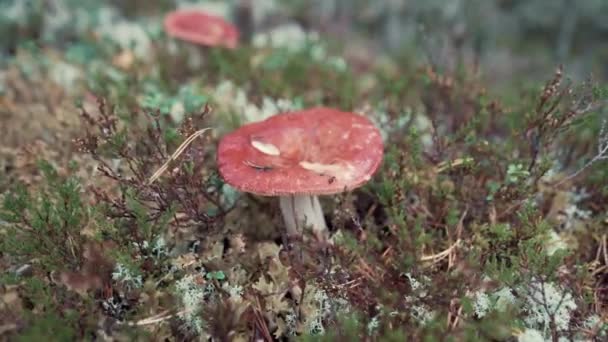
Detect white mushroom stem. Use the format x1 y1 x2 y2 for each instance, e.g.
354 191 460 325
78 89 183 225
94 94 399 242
279 195 328 240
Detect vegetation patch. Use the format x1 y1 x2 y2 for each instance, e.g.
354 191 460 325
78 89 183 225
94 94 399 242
1 1 608 341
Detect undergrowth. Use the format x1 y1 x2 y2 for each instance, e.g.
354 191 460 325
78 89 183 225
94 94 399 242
1 1 608 341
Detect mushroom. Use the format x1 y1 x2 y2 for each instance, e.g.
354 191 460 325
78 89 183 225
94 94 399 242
163 10 239 49
217 107 384 240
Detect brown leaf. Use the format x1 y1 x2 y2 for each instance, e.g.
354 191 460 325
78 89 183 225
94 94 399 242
59 271 103 297
59 241 116 296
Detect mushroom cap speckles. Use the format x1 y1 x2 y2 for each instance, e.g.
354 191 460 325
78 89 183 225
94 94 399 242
164 10 239 49
217 107 384 196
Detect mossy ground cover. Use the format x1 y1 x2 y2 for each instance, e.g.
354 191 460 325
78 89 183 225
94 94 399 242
1 1 608 341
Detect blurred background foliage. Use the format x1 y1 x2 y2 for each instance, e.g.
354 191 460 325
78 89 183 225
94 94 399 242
1 0 607 85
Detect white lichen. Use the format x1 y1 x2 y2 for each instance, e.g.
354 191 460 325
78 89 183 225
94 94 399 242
251 23 346 71
305 288 331 335
409 301 435 325
308 315 325 336
169 101 186 123
493 287 517 312
285 311 298 336
403 273 435 324
404 272 430 297
252 23 315 52
365 105 432 146
48 61 82 91
473 291 491 318
472 285 519 319
581 314 607 339
367 315 381 336
563 200 592 223
540 160 562 183
42 0 72 41
1 0 29 21
243 96 299 123
96 20 151 58
151 236 169 259
517 328 545 342
175 274 207 334
300 287 351 336
522 282 577 333
544 230 569 256
248 0 278 27
175 0 231 19
222 282 244 301
112 262 143 290
212 80 300 123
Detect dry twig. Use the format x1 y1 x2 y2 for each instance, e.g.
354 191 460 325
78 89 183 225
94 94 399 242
148 127 213 185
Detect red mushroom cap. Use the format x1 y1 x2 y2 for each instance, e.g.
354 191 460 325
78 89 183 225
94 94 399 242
164 10 239 49
217 107 384 196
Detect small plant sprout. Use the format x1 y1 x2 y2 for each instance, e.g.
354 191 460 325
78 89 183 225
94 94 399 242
205 270 226 281
217 107 384 240
506 163 531 184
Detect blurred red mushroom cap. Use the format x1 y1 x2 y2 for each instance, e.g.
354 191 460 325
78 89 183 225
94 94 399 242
217 107 384 196
164 10 239 49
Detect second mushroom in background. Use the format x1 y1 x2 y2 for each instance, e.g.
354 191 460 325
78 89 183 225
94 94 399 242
164 9 240 49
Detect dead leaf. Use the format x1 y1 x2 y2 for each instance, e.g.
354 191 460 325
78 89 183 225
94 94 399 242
256 242 280 260
59 241 115 296
268 258 289 285
113 50 135 70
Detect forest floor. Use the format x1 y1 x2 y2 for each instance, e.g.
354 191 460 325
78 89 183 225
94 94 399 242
1 1 608 341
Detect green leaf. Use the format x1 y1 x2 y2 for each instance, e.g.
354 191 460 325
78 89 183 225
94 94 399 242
205 271 226 281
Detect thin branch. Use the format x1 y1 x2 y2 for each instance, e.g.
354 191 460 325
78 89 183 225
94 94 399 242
148 128 213 185
553 116 608 186
121 309 189 326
